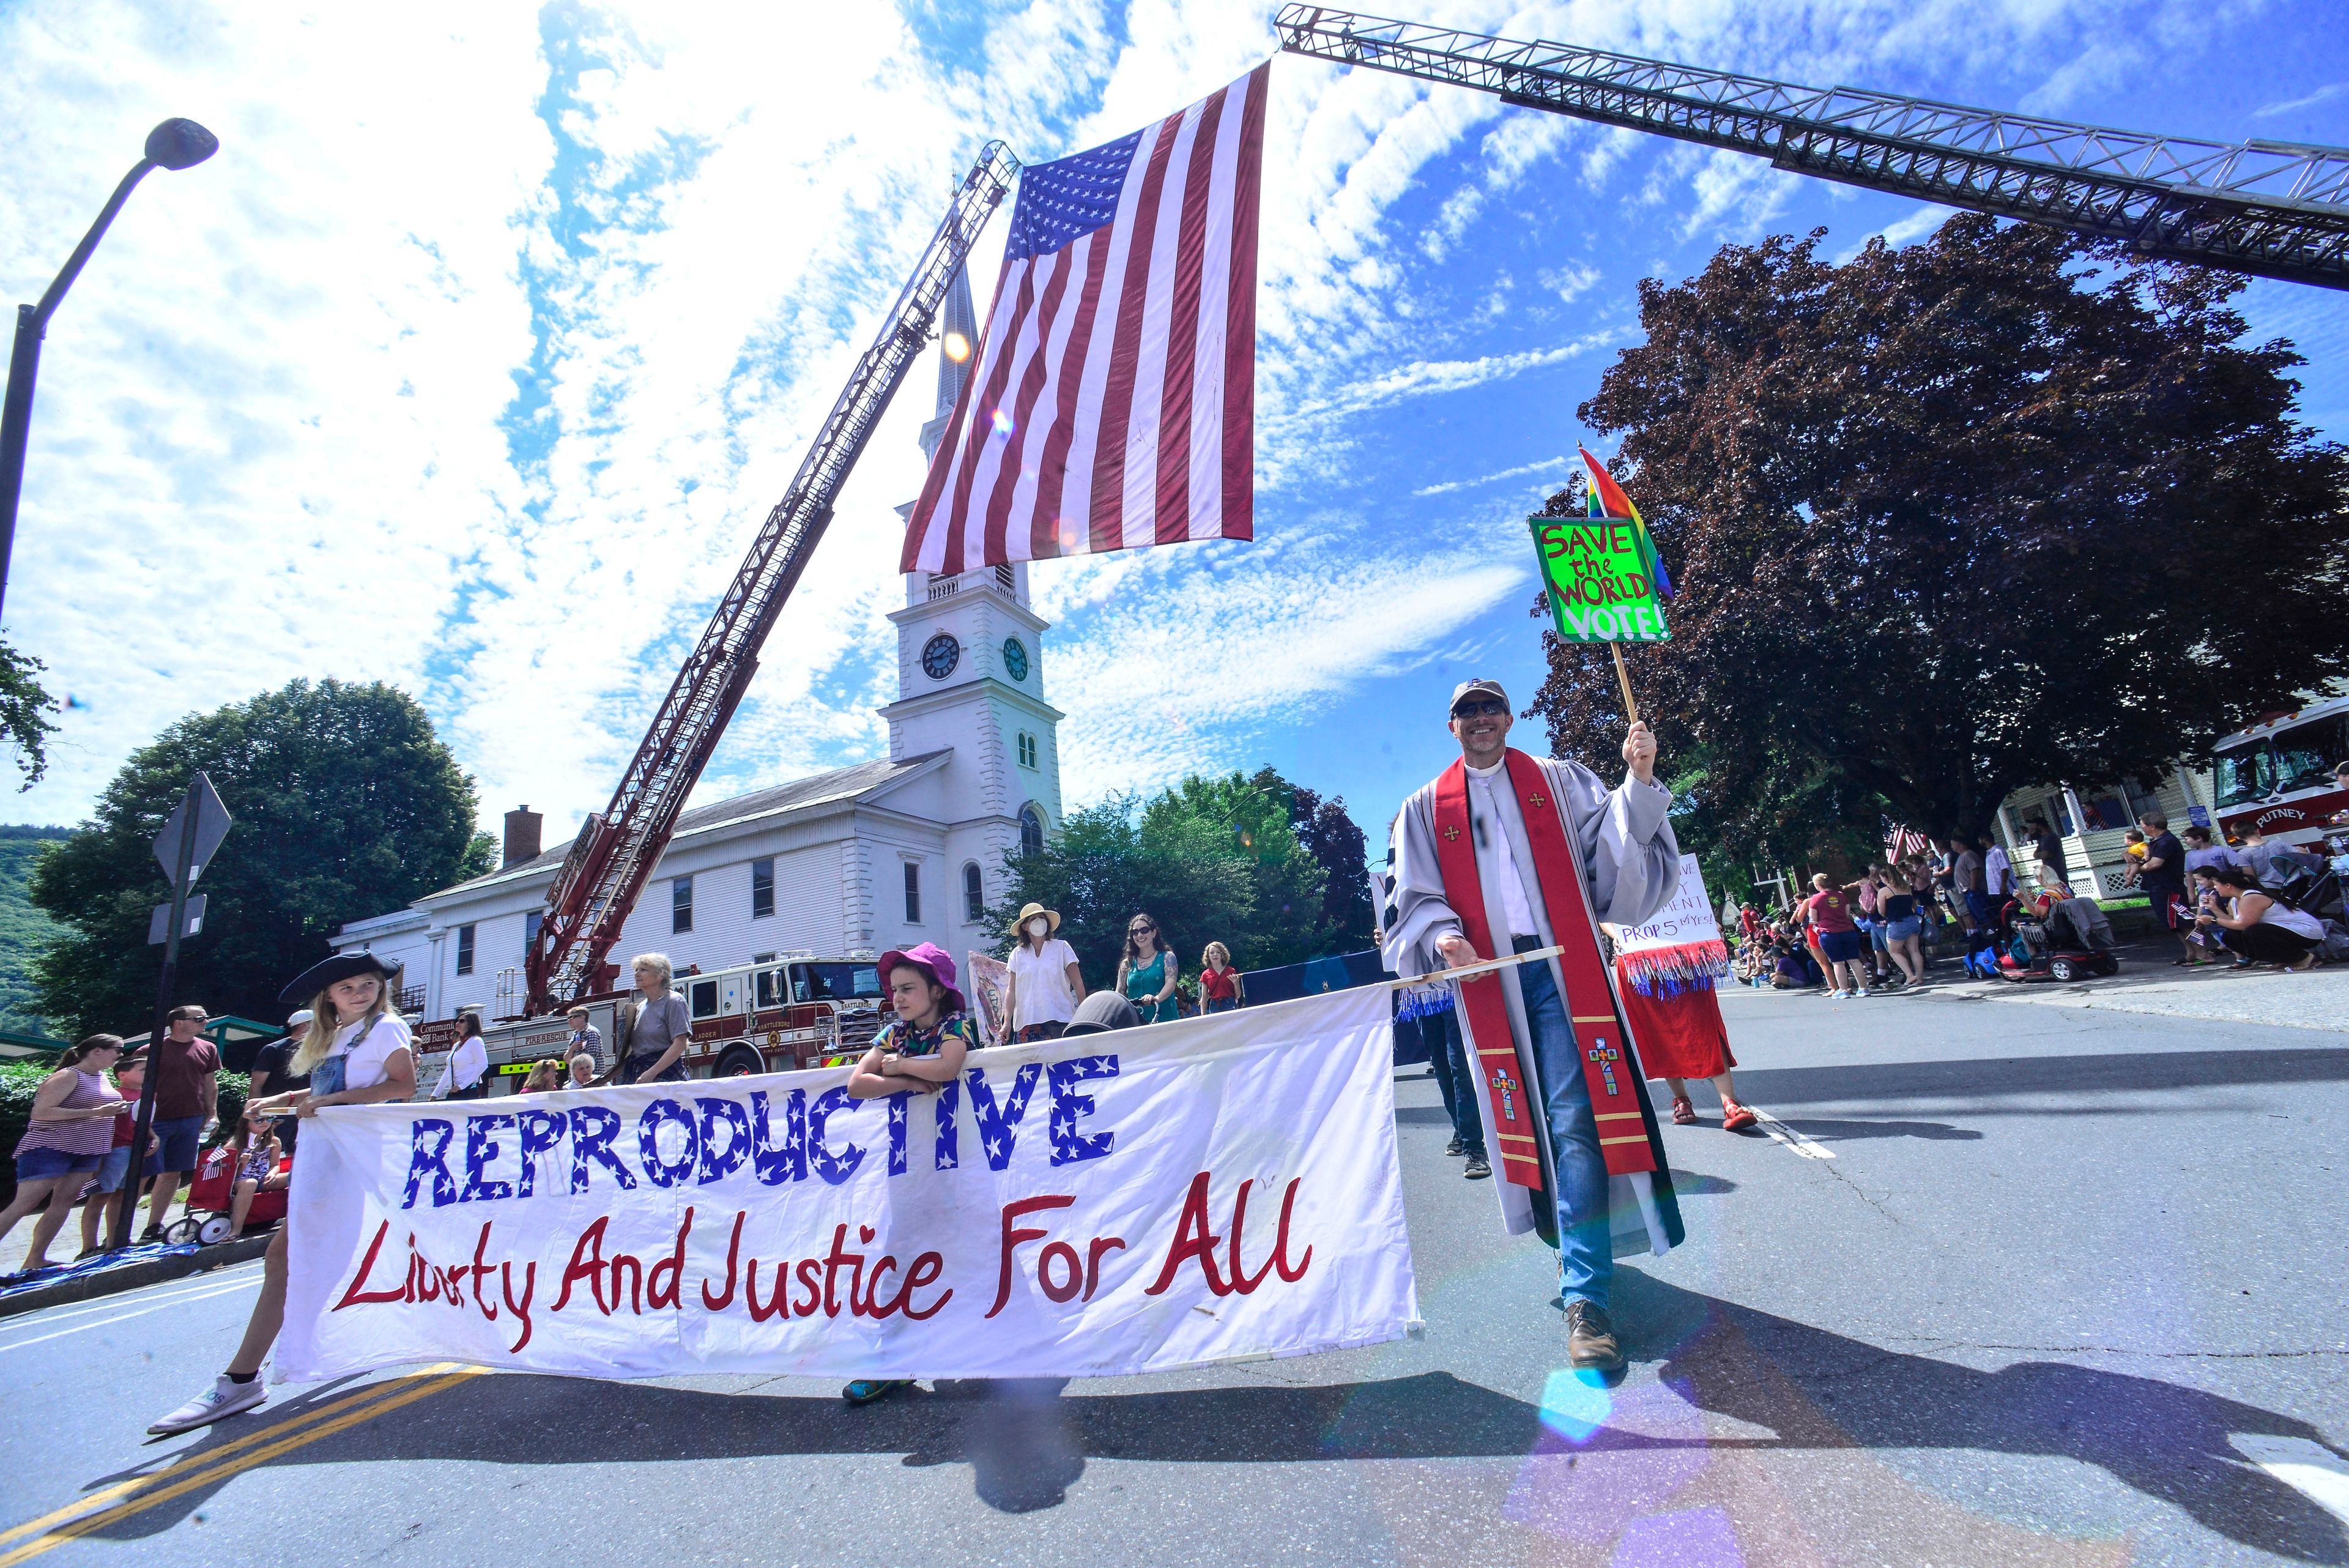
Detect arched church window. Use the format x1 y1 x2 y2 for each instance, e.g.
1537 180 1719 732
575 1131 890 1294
963 863 984 923
1019 803 1045 856
1017 731 1037 768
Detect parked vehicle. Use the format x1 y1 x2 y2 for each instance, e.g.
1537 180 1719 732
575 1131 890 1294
412 954 887 1093
2212 695 2349 850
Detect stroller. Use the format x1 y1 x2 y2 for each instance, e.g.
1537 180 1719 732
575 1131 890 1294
1998 892 2121 984
162 1142 291 1246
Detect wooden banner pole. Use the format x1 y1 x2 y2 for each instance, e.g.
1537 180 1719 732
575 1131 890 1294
1609 641 1640 725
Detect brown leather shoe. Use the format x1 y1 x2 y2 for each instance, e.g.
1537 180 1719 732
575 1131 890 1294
1564 1299 1623 1371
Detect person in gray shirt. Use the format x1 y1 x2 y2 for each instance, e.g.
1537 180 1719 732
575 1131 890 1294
625 953 692 1084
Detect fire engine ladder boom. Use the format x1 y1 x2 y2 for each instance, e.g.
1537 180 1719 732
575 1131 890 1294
1275 6 2349 290
525 141 1021 1012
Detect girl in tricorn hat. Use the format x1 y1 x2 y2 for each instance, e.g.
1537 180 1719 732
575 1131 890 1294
149 952 416 1435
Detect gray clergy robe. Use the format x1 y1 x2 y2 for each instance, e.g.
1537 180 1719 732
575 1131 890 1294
1382 751 1683 1247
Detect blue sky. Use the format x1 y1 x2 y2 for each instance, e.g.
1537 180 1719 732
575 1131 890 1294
2 0 2343 859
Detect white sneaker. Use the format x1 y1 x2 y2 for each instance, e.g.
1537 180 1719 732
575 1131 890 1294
1854 988 1871 998
149 1373 267 1435
1828 990 1849 1000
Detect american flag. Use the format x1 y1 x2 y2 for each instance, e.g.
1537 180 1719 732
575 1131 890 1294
1885 824 1932 863
899 64 1267 574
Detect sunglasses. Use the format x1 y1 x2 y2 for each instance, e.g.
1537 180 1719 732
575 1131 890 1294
1452 699 1508 718
1129 923 1156 934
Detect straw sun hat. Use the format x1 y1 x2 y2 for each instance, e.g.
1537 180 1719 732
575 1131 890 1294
1009 902 1061 935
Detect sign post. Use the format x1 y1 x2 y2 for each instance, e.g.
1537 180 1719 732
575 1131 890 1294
1527 514 1669 723
111 771 231 1250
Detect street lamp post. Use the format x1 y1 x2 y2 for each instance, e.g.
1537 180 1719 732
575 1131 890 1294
0 117 217 620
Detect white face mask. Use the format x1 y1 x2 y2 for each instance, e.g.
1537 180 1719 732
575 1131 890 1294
1026 919 1048 940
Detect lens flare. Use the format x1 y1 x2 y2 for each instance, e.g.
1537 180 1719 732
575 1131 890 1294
990 407 1015 438
943 331 971 363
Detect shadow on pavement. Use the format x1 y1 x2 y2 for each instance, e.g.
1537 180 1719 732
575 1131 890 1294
1768 1117 1984 1143
1735 1046 2349 1111
76 1274 2345 1556
1616 1271 2349 1566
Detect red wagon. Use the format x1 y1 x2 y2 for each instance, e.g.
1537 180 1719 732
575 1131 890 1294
162 1143 291 1246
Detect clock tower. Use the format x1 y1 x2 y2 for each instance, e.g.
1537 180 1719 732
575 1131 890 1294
880 261 1064 923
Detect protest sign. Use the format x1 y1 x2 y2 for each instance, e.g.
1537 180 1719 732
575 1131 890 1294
277 985 1417 1383
1528 516 1669 643
1610 853 1729 997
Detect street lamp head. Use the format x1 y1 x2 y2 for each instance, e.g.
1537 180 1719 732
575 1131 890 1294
144 119 218 171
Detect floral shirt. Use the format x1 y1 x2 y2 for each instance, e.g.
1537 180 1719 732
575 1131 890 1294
871 1009 981 1060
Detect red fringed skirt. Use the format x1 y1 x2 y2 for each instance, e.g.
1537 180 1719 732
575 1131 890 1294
1618 976 1736 1081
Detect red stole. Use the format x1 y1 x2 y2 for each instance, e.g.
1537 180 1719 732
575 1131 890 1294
1431 750 1658 1183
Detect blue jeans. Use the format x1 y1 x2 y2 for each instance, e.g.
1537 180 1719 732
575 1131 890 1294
1422 1005 1485 1159
1516 955 1612 1311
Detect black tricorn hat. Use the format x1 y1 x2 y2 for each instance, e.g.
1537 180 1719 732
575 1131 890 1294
278 951 402 1007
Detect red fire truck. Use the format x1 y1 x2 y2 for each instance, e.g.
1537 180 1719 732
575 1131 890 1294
413 954 888 1096
2212 694 2349 849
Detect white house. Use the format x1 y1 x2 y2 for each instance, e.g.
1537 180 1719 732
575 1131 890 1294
334 266 1065 1019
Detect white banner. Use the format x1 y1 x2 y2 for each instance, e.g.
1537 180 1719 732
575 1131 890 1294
278 986 1417 1383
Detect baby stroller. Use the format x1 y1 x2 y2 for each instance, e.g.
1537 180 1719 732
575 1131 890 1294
1998 893 2120 984
162 1142 291 1246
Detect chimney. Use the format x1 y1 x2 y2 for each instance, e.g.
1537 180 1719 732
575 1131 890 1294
503 805 543 868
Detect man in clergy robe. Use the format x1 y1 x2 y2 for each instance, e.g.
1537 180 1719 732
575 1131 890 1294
1382 677 1685 1372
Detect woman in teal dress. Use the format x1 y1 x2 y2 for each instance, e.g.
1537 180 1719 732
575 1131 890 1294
1117 912 1181 1023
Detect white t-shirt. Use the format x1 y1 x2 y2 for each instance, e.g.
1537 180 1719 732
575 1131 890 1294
1006 938 1081 1028
332 1014 414 1093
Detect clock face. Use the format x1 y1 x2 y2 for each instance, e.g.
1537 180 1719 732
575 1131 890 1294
921 633 962 680
1001 637 1030 683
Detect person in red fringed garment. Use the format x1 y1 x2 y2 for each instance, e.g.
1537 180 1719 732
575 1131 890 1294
1608 852 1756 1132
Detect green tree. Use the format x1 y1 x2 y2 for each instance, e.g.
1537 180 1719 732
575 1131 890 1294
31 680 496 1035
1532 215 2349 856
1252 768 1375 954
0 642 61 789
1143 771 1328 968
989 793 1257 990
0 826 72 1037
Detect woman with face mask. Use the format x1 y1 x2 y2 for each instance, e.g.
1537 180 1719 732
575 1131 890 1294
1000 902 1084 1044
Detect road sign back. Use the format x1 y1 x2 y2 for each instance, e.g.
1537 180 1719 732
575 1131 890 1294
152 772 232 884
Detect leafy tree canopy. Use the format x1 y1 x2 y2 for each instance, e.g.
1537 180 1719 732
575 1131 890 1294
990 766 1375 991
1532 214 2349 869
0 642 61 790
31 680 496 1035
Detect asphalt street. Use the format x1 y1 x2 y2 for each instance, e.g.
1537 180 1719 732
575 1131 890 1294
3 985 2343 1567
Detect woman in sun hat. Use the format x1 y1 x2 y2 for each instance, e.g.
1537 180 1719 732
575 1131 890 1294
150 951 417 1437
1000 902 1083 1044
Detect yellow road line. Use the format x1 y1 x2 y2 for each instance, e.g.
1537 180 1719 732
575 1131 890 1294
0 1365 481 1564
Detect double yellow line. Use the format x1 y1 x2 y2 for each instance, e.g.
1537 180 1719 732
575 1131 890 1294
0 1364 483 1565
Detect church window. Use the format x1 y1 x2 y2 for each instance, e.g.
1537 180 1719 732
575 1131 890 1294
902 861 921 923
963 862 984 923
672 875 694 934
1019 803 1045 856
1017 731 1037 768
455 923 475 976
751 856 774 919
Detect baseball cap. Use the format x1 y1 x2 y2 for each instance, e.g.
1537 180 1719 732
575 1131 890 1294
1449 678 1509 715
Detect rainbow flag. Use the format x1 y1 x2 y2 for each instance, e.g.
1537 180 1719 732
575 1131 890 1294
1579 447 1674 601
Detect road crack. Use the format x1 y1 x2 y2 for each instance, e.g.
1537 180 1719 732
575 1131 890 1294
1877 1336 2347 1361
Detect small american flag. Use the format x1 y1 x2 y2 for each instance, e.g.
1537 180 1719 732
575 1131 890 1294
1886 825 1932 863
900 64 1267 573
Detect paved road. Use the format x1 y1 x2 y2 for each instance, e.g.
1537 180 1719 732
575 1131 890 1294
4 988 2343 1566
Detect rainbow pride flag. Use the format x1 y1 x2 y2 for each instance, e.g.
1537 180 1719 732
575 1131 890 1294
1579 447 1674 601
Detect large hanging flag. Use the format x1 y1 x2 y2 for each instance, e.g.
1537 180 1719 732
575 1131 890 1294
1578 446 1674 601
900 65 1268 574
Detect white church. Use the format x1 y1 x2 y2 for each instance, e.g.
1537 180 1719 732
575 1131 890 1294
332 270 1064 1021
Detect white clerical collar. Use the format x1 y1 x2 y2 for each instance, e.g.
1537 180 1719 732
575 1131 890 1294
1464 757 1508 779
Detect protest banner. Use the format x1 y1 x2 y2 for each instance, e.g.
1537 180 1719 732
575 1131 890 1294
1527 515 1670 645
277 985 1417 1383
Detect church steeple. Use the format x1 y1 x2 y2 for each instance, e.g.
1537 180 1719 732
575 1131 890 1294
919 262 978 466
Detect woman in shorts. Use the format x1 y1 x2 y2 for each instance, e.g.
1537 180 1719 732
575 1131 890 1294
1 1035 132 1273
1800 874 1871 998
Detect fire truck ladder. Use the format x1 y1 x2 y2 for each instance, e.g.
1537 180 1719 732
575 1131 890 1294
1274 6 2349 290
525 141 1021 1013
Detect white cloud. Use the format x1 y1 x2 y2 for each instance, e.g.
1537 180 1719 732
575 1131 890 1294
2 0 2290 856
1414 456 1571 497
